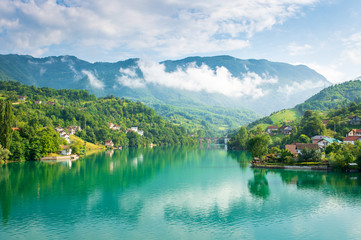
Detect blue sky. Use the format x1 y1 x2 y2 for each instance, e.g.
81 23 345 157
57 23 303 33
0 0 360 83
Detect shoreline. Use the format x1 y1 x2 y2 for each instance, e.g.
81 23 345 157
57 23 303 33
251 163 333 171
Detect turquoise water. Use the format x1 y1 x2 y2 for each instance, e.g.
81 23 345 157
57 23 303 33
1 146 361 239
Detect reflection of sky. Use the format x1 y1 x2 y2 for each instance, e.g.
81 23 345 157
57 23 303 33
2 148 361 239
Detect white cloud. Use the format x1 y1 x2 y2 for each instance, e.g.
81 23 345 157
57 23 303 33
81 70 104 89
306 63 345 83
0 0 319 58
341 32 361 64
117 66 146 88
287 43 312 56
277 80 325 96
129 60 278 98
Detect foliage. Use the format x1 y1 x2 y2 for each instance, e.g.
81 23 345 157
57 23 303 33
0 100 13 149
297 148 321 162
0 144 11 162
247 134 271 159
0 80 197 160
227 126 248 149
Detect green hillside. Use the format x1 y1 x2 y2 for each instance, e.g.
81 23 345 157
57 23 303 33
0 80 197 161
296 79 361 112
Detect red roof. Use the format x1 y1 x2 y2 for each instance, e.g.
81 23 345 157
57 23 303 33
350 129 361 134
267 125 278 129
343 136 361 141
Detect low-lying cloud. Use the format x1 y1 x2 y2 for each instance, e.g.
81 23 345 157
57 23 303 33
82 70 104 89
118 60 278 98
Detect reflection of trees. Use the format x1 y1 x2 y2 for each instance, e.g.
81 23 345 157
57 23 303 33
248 169 270 199
0 145 205 223
227 150 252 170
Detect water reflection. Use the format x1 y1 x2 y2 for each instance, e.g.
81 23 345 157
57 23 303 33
1 147 361 239
248 169 270 199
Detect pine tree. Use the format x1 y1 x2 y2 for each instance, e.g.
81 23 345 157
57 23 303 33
0 100 14 149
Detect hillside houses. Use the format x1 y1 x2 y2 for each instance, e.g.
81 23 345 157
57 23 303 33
285 143 320 156
18 96 26 101
55 127 71 144
343 136 361 144
67 126 82 135
348 116 361 125
347 129 361 136
127 127 144 136
105 140 114 147
108 123 121 130
265 125 292 135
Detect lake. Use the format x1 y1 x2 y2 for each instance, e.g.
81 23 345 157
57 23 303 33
1 145 361 239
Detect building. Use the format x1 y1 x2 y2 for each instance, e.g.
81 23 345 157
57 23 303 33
343 136 361 144
312 135 330 144
286 143 320 156
317 138 342 148
127 127 144 136
279 125 292 135
47 101 55 106
18 96 26 101
60 145 72 155
105 140 114 147
322 120 329 126
266 126 278 134
67 126 82 135
35 101 42 104
347 129 361 137
108 123 120 130
348 116 361 125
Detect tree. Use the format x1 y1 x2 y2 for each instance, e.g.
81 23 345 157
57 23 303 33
297 148 321 162
228 126 248 149
0 144 11 162
0 100 13 149
247 134 271 159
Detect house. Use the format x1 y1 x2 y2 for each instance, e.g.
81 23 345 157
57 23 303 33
127 127 144 136
266 126 278 134
18 96 26 101
322 120 329 127
286 143 320 156
312 135 330 144
348 116 361 125
35 101 42 104
67 126 82 135
279 125 292 135
108 123 120 130
60 145 72 156
317 138 342 148
12 127 20 131
105 140 114 147
67 127 76 135
285 144 298 155
347 129 361 136
343 136 361 145
47 101 55 106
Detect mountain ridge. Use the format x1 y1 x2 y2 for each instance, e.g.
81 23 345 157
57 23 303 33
0 54 331 135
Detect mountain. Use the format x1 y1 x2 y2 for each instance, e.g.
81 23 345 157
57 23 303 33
247 79 361 130
0 54 331 135
296 79 361 112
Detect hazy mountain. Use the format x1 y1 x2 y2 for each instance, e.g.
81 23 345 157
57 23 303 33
0 54 331 134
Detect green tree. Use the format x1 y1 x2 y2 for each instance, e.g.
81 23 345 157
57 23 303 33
0 100 14 149
247 134 271 159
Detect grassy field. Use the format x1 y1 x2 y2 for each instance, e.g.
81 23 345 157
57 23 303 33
269 109 302 124
70 135 106 151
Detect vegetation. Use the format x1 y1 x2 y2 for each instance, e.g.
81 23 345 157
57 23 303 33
0 80 197 161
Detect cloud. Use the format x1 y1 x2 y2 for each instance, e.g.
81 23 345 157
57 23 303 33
306 63 345 83
0 0 319 58
342 32 361 64
81 70 104 89
287 43 312 56
121 60 278 98
277 80 325 97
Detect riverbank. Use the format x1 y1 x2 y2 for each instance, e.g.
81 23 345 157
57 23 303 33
251 163 333 171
